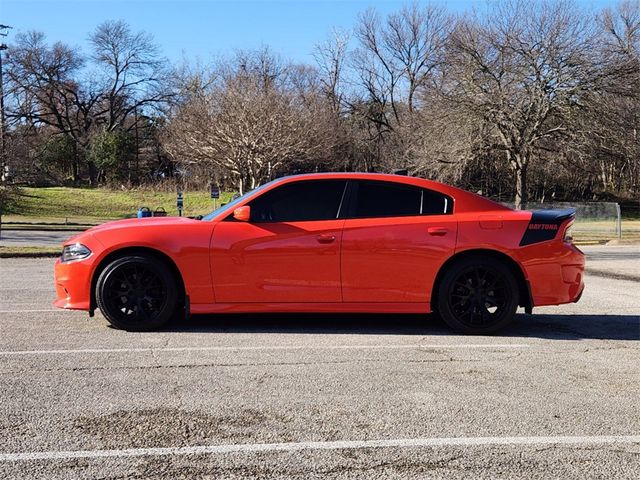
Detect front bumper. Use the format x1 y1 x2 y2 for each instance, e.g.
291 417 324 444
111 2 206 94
53 234 105 311
53 257 93 310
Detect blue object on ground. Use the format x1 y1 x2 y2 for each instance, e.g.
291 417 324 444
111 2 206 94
137 207 151 218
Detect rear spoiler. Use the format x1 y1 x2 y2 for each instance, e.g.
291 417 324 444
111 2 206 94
519 208 576 246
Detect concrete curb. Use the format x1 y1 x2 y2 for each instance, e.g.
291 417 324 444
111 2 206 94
1 227 88 232
587 268 640 283
0 252 60 259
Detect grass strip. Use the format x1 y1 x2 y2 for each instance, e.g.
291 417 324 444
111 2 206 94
0 246 61 258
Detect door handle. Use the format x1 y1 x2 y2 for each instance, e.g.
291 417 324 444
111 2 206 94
427 227 448 236
316 234 336 244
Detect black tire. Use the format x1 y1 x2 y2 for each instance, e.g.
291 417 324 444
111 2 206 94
436 256 519 335
96 254 178 331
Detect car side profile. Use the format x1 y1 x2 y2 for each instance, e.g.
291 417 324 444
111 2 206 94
54 173 585 334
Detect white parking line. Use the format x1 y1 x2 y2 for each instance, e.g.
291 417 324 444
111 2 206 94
0 302 51 306
1 435 639 462
0 288 53 292
0 309 60 313
0 343 530 356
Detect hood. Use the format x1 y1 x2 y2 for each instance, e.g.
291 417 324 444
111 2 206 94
85 216 201 233
62 216 204 246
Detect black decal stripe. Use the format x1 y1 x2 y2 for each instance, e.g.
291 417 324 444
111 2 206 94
520 208 576 247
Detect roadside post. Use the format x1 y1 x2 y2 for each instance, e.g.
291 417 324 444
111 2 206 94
177 191 184 217
615 202 622 240
210 183 220 210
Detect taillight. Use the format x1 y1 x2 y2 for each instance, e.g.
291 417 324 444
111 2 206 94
563 222 574 243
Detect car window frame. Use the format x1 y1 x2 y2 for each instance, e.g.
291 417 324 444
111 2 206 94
344 180 453 219
234 179 350 223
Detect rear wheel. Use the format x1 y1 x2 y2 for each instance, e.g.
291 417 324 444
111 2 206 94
96 255 178 331
436 256 519 334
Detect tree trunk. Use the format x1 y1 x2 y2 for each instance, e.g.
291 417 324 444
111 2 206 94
87 161 98 187
71 143 80 184
513 158 528 210
0 195 4 242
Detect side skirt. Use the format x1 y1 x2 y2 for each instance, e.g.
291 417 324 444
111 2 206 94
190 302 431 315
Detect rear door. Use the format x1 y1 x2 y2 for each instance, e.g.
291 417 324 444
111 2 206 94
341 180 457 303
211 179 347 303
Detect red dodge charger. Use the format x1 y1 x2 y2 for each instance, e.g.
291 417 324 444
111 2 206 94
54 173 585 334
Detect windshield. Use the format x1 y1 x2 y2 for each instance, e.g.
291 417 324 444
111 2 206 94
201 182 273 221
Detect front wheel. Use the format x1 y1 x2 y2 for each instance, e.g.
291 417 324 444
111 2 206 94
436 256 519 335
96 255 178 331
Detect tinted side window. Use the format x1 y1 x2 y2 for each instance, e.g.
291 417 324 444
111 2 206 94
250 180 347 222
351 181 451 218
422 189 452 215
352 181 421 218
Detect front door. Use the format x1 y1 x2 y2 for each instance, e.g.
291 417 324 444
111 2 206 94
211 180 348 303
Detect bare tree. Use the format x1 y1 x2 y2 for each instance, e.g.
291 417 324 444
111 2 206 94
165 50 329 193
89 20 169 133
5 22 168 185
568 1 640 194
601 0 640 62
353 3 451 123
347 3 454 172
5 31 94 182
446 0 601 208
313 28 350 114
407 83 478 181
4 2 640 201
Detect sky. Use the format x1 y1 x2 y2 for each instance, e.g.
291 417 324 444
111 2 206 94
0 0 619 66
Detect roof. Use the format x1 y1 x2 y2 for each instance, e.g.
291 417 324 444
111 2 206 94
273 172 446 189
271 172 511 213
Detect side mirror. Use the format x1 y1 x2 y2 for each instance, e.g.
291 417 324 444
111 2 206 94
233 205 251 222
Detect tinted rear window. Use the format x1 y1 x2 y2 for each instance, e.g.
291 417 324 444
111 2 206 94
351 181 451 218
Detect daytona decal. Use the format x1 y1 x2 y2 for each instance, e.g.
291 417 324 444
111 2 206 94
520 209 575 246
528 224 558 231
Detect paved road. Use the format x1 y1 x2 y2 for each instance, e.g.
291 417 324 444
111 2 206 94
0 230 81 247
581 244 640 279
0 258 638 479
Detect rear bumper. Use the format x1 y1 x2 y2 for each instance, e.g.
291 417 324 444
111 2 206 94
521 242 585 307
573 283 585 303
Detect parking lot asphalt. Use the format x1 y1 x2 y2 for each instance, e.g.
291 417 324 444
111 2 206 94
0 257 639 479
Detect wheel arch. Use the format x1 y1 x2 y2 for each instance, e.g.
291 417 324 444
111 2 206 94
431 248 533 313
90 246 187 313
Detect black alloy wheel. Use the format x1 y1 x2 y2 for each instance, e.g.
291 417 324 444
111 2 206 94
96 255 178 331
437 256 519 334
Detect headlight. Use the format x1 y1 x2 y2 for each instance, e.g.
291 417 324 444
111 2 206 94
61 243 92 262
